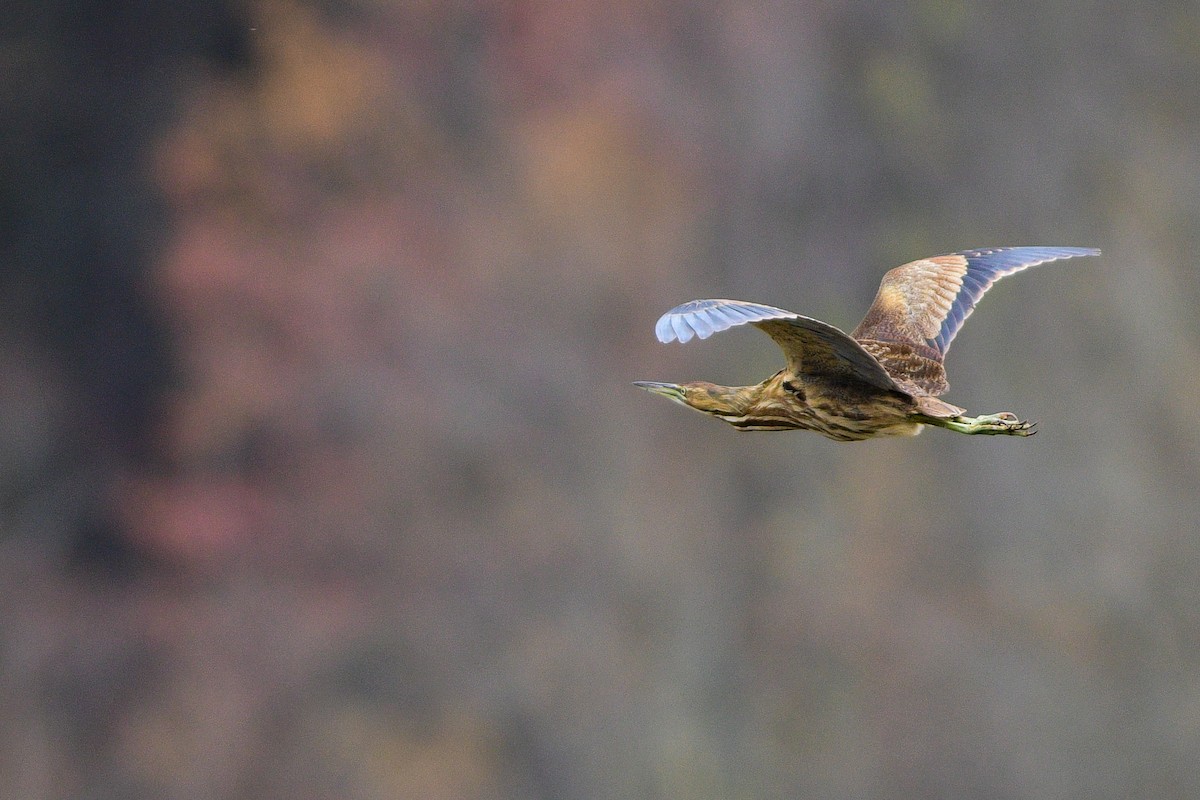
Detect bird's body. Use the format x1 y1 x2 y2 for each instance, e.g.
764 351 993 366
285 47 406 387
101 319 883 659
636 247 1100 441
675 370 919 440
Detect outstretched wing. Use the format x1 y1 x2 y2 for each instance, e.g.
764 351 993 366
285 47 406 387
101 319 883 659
654 298 901 391
852 247 1101 358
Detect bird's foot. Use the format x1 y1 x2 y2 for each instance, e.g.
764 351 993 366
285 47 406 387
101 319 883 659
940 411 1037 436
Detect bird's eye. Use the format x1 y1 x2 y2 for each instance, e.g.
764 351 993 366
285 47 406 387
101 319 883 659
782 380 803 397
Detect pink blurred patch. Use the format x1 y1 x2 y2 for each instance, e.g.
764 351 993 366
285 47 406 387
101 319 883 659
116 476 276 566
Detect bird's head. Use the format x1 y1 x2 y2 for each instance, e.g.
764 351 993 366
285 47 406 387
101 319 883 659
633 380 754 423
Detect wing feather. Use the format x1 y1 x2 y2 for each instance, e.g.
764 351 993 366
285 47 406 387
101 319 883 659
852 246 1100 358
653 299 900 391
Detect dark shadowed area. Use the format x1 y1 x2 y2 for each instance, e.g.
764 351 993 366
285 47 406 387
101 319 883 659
4 2 1200 798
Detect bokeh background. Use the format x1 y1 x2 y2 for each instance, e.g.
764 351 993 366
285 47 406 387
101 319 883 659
4 2 1200 798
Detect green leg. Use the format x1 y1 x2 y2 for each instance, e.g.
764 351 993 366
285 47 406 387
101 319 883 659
920 411 1037 436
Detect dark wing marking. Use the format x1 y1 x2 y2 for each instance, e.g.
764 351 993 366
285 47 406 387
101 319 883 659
654 298 901 391
851 247 1101 358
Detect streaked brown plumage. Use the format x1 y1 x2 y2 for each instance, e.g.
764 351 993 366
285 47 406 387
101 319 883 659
635 247 1100 441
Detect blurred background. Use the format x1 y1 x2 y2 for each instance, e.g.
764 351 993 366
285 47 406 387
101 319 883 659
4 1 1200 798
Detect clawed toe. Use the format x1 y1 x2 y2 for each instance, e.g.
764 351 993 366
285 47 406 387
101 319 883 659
993 414 1036 436
926 411 1040 436
1010 419 1037 436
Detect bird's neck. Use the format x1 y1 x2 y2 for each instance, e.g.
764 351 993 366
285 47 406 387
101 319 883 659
686 381 759 417
717 380 774 414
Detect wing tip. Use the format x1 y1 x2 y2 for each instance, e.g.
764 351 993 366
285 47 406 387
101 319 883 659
961 245 1101 260
1050 246 1101 258
653 299 798 344
654 316 675 343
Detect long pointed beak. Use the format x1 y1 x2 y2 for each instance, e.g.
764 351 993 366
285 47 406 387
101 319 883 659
633 381 685 402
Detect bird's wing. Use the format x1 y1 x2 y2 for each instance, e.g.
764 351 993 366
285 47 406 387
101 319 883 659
654 298 901 391
851 247 1101 358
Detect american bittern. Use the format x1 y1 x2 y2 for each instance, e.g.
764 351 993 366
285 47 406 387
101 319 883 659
636 247 1099 441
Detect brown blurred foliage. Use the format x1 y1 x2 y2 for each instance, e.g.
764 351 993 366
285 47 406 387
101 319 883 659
4 1 1200 798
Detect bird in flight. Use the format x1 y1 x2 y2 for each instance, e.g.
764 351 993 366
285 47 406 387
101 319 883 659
635 247 1099 441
